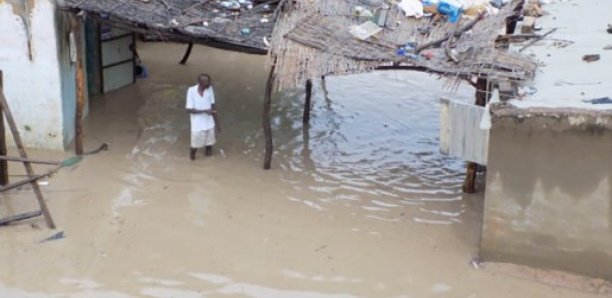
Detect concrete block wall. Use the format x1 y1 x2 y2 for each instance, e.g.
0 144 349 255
482 108 612 279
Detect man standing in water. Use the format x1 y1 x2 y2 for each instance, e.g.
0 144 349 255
186 74 221 160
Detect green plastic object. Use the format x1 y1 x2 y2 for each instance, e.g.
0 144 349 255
59 156 83 168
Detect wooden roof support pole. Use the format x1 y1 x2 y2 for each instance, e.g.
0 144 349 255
262 58 277 170
71 13 85 156
321 75 332 108
463 78 489 194
505 0 525 34
303 79 312 125
179 42 194 65
0 75 56 229
0 71 8 186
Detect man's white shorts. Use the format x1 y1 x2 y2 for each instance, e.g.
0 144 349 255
191 129 216 148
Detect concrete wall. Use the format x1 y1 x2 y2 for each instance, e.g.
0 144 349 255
481 107 612 279
0 0 84 150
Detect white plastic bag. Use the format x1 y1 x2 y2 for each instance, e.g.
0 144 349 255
398 0 424 18
480 89 499 130
480 103 492 130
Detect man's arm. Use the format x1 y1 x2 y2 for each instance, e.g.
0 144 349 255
212 103 221 132
187 108 213 115
210 89 221 132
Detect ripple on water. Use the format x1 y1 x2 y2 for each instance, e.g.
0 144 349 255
274 72 475 223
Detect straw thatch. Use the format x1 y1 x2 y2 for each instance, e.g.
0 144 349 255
59 0 282 54
269 0 537 90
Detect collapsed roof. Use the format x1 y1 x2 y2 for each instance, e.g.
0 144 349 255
59 0 537 90
270 0 537 90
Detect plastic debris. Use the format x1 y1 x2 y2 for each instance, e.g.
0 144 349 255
583 97 612 105
582 54 600 62
359 0 384 5
349 21 383 40
401 42 417 52
240 28 251 35
480 88 501 130
212 17 230 23
40 231 65 243
353 6 374 23
438 0 464 23
464 0 500 17
220 1 240 10
470 256 482 269
373 4 391 27
489 0 504 8
398 0 424 18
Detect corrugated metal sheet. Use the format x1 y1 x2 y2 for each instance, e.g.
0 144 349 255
102 62 133 93
100 32 134 93
439 98 489 165
101 35 133 67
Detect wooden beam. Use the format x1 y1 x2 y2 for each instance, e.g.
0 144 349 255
505 0 525 34
262 58 277 170
303 79 312 125
0 211 42 226
415 12 484 54
0 71 8 186
0 80 56 229
0 167 58 193
0 155 61 165
463 78 489 194
179 42 194 65
321 75 332 109
71 14 85 155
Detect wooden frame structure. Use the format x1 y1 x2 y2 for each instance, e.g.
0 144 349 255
0 70 56 228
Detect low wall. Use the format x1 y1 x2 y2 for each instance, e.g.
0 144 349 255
481 106 612 279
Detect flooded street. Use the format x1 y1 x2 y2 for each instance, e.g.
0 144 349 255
0 43 600 297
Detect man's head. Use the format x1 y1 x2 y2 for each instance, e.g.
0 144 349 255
198 73 211 89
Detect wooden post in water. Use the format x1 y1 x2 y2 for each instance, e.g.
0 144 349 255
321 75 332 108
0 71 8 186
303 79 312 125
0 80 56 229
71 14 85 155
179 43 194 65
463 78 489 193
262 58 277 170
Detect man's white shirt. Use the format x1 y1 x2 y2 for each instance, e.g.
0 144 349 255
186 85 216 132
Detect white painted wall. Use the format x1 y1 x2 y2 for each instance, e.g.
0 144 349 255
0 0 66 150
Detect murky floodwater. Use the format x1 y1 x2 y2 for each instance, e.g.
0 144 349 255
0 43 600 297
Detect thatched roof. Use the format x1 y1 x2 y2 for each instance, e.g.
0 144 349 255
269 0 537 90
59 0 282 54
60 0 537 90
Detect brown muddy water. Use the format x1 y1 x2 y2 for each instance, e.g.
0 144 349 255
0 43 601 297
